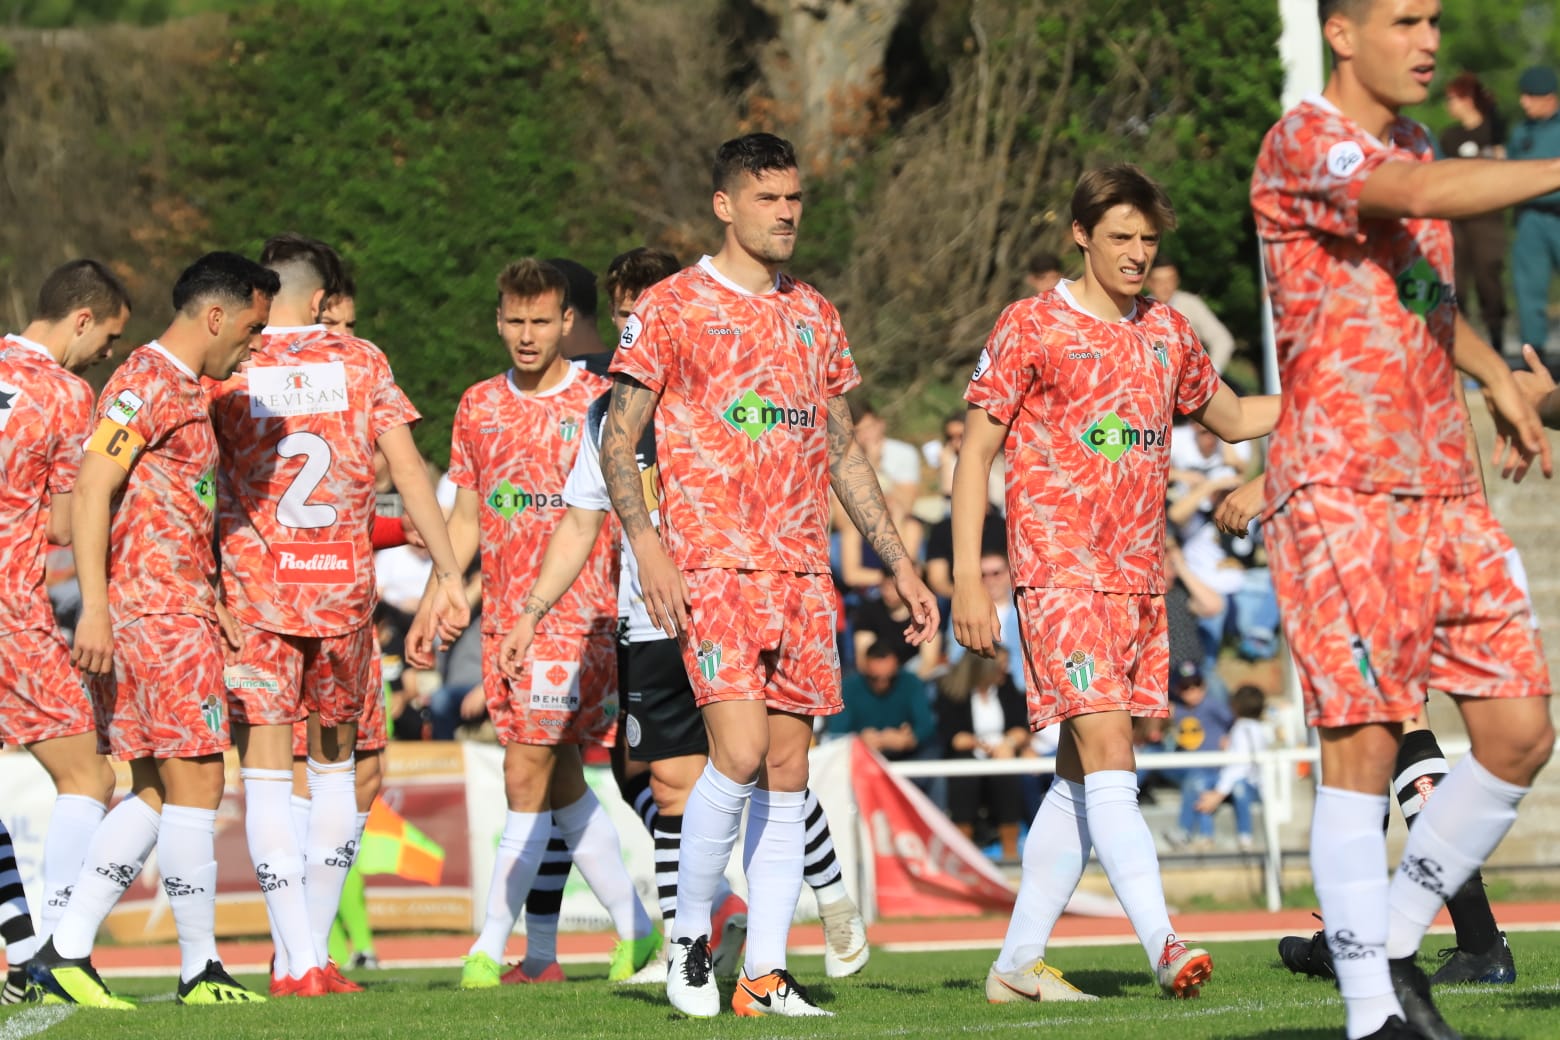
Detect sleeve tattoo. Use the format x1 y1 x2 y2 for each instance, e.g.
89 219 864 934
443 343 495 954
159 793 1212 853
600 376 660 545
824 396 908 570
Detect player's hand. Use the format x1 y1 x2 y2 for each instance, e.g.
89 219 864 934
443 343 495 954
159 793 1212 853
1507 344 1558 423
497 616 537 681
1214 474 1266 536
72 604 115 676
215 602 245 655
891 558 940 646
400 513 427 549
1485 365 1553 483
636 538 690 637
404 604 439 670
951 577 1001 658
1194 790 1225 814
432 574 472 644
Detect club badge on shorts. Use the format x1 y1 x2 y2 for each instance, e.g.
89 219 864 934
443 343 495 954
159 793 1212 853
1065 650 1095 693
696 640 723 683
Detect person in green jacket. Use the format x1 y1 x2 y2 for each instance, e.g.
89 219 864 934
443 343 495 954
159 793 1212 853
1509 66 1560 366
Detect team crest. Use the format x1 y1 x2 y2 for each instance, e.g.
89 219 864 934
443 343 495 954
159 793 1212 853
1064 649 1095 693
794 320 815 349
696 639 723 682
1349 635 1379 689
559 417 579 442
1152 341 1169 367
200 693 224 735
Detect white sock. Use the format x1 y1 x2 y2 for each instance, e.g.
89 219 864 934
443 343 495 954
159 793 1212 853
51 794 160 960
304 757 358 966
1312 786 1401 1039
290 794 312 850
242 768 316 979
1386 756 1526 959
353 810 370 849
742 788 806 978
158 804 220 983
997 778 1090 971
672 763 754 942
1084 770 1172 969
555 790 653 941
471 811 548 961
40 795 106 939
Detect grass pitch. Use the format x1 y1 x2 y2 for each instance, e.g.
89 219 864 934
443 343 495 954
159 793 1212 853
6 933 1559 1040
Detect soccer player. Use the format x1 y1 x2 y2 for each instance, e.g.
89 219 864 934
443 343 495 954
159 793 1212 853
601 132 937 1019
1251 2 1560 1037
951 164 1278 1005
32 251 279 1009
207 234 468 998
406 258 658 991
499 246 870 984
0 261 130 981
2 818 38 1004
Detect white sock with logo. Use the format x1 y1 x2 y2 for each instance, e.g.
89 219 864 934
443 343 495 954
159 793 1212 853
158 804 220 984
554 791 653 941
1083 770 1173 968
39 795 106 939
1312 786 1400 1039
304 757 358 966
671 763 754 943
50 794 160 961
996 778 1090 972
242 768 316 978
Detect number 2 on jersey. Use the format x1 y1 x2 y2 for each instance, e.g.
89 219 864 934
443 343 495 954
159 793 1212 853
277 431 338 529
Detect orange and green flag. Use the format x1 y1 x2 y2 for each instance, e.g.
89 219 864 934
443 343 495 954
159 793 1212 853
357 797 444 886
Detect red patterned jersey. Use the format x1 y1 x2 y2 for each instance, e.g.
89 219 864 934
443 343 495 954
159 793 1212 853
1251 97 1475 506
0 335 95 634
964 283 1220 593
609 257 861 572
86 343 219 620
208 325 420 636
448 364 617 636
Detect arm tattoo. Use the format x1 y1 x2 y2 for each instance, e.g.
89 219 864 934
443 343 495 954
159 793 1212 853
824 396 908 570
601 376 661 546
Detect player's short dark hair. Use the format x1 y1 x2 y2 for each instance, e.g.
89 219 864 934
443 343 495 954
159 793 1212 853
497 258 570 313
545 258 598 319
328 268 357 302
1025 251 1061 278
712 132 799 195
1071 164 1177 242
172 251 281 315
1318 0 1372 24
34 259 132 322
260 233 348 299
604 248 681 306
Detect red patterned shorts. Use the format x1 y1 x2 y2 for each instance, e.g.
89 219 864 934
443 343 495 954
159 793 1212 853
483 626 618 747
91 613 230 760
681 569 841 716
225 622 377 730
1267 486 1548 728
0 628 94 746
292 652 387 757
1015 587 1169 730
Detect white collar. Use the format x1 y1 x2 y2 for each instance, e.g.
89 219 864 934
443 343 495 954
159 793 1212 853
506 360 579 401
698 255 781 297
145 340 198 380
4 334 55 361
1056 279 1138 323
262 323 326 335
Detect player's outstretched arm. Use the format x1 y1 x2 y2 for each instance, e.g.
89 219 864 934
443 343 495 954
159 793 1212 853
824 396 938 645
601 375 686 636
1511 344 1560 430
1453 314 1552 483
1358 156 1560 222
1214 473 1266 537
1189 385 1279 444
70 452 130 676
380 424 471 639
497 505 608 680
949 406 1006 658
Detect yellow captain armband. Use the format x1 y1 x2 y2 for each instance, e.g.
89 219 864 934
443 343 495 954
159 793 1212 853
85 419 146 471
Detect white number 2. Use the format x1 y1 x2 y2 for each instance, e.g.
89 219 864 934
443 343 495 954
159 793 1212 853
276 432 338 529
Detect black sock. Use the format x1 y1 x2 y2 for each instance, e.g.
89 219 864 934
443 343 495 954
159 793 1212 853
523 834 570 918
618 770 657 836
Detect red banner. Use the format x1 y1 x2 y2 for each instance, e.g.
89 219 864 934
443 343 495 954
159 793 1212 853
850 741 1016 917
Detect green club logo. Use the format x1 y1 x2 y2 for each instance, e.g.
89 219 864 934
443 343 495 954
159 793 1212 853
1396 257 1443 319
1350 635 1379 690
200 693 224 734
696 639 722 682
1065 650 1095 693
193 468 216 510
795 320 815 349
1152 341 1169 367
559 417 578 442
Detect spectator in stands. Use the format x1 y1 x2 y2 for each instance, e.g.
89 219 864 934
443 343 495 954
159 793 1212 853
1169 421 1251 504
428 598 485 740
853 568 941 678
827 642 936 764
1442 73 1509 352
1147 259 1236 372
1164 662 1233 851
1196 685 1268 851
851 398 924 520
1024 250 1063 296
935 653 1030 862
946 551 1024 691
923 423 1006 601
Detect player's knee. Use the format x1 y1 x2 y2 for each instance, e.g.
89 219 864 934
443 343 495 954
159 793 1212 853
1509 717 1555 784
708 742 766 786
649 773 691 815
760 745 809 791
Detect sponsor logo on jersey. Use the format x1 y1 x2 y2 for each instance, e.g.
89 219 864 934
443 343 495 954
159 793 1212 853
487 481 565 519
274 540 355 583
106 389 143 425
1064 649 1095 693
193 467 217 510
1326 140 1366 179
223 664 281 694
705 326 743 336
247 361 349 417
618 314 642 350
1079 412 1168 462
0 379 20 432
971 347 993 381
559 417 579 442
529 659 581 713
200 693 225 735
696 639 722 682
722 389 816 442
1396 256 1446 319
1066 350 1103 361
